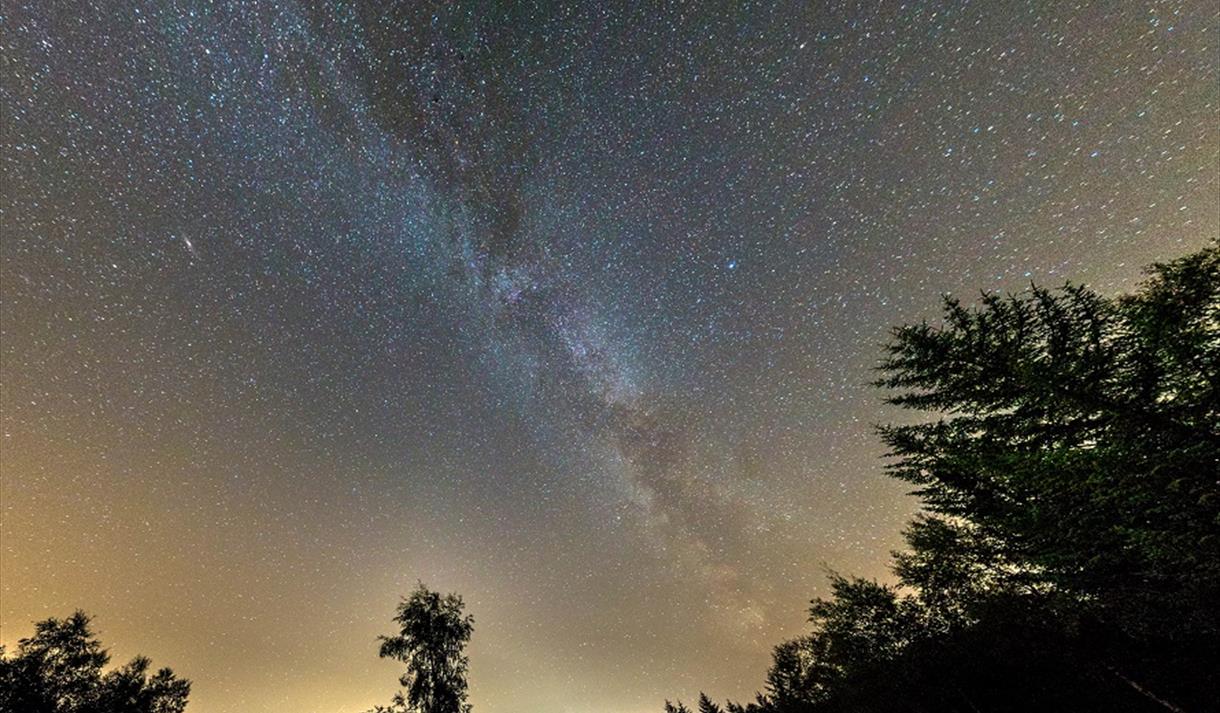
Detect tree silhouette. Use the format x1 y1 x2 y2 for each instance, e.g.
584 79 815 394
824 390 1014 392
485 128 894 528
369 584 475 713
697 693 725 713
0 611 190 713
675 244 1219 712
875 245 1220 640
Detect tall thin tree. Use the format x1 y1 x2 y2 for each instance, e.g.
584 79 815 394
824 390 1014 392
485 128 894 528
370 584 475 713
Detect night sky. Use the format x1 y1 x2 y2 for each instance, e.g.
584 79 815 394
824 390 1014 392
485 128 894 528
1 2 1216 712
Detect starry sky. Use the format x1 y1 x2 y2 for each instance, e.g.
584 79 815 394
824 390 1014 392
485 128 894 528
1 1 1216 711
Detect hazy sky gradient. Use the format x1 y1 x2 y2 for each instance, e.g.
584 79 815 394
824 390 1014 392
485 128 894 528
2 2 1217 711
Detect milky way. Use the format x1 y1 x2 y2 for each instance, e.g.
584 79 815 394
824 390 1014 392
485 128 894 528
2 2 1217 712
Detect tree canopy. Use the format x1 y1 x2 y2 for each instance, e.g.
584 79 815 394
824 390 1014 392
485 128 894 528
0 611 190 713
670 245 1218 713
369 584 475 713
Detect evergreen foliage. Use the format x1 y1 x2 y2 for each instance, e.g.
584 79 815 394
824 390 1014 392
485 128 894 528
671 245 1218 713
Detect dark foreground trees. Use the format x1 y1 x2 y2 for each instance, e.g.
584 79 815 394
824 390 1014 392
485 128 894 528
369 584 475 713
672 245 1219 713
0 611 190 713
4 249 1213 713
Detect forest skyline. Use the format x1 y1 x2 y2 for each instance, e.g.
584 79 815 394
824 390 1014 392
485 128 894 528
6 244 1216 712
